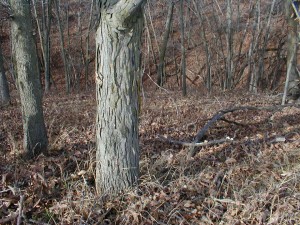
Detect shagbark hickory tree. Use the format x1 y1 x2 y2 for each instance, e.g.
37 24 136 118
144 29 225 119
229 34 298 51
95 0 146 194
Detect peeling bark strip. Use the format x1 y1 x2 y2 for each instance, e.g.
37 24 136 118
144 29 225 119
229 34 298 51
10 0 48 157
95 0 145 194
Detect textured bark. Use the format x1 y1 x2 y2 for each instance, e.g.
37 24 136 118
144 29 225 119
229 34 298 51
10 0 48 157
0 41 10 106
95 0 145 194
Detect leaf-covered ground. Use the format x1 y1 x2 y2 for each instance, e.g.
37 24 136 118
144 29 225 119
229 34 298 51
1 90 300 224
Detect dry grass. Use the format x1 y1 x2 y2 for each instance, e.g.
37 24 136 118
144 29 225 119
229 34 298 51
1 90 300 224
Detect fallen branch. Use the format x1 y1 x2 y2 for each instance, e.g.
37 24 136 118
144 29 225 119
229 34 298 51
157 135 233 147
188 104 299 158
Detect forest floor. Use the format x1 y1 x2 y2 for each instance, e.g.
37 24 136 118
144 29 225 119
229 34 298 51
1 89 300 224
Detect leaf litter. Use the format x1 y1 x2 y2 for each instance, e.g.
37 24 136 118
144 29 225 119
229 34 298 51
0 90 300 224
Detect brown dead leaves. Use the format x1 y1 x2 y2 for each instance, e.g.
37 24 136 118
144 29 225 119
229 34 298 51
1 91 300 224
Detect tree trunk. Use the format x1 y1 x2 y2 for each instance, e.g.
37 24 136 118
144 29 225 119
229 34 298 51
0 40 10 106
84 0 95 90
179 0 187 96
10 0 48 157
157 1 174 86
95 0 145 195
54 0 70 94
193 0 212 93
285 1 299 101
225 0 233 90
43 0 52 93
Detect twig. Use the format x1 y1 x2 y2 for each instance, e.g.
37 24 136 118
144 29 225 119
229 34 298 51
0 189 11 193
17 195 24 225
157 135 233 147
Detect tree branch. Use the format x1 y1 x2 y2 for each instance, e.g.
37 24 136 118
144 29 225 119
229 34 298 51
106 0 146 30
188 104 300 158
157 135 233 147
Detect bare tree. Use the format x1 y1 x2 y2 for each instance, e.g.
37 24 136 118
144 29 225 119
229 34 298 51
32 0 53 93
157 1 174 86
10 0 48 157
225 0 233 90
84 0 95 90
42 0 53 92
95 0 146 194
179 0 187 96
54 0 70 94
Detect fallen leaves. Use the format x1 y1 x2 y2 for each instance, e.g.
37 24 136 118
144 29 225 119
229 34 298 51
1 91 300 224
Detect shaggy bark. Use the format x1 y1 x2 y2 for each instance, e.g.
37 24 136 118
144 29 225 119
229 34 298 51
95 0 145 195
10 0 48 157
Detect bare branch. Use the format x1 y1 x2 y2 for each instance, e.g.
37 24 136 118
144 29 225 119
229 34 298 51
188 103 300 158
157 135 233 147
105 0 147 30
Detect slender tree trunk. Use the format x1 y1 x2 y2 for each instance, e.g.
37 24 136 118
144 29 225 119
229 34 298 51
10 0 48 157
180 0 187 96
32 0 45 63
0 40 10 106
144 13 157 70
32 0 52 92
43 0 52 93
157 1 174 86
54 0 70 94
256 0 276 91
249 0 260 92
225 0 233 90
95 0 145 195
193 0 212 93
77 7 83 90
84 0 94 90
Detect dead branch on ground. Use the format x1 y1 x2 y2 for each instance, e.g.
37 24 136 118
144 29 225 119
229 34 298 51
188 104 300 158
157 135 233 147
156 103 300 159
